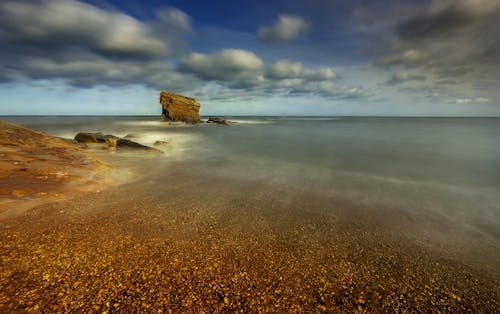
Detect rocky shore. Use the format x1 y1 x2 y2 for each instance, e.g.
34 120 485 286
0 120 167 218
0 120 112 218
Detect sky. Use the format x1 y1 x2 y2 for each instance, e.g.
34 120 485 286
1 0 499 116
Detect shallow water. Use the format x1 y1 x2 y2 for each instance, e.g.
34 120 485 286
3 115 500 275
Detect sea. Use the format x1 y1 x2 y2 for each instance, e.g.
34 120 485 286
3 115 500 276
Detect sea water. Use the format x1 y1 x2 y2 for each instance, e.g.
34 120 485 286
3 116 500 274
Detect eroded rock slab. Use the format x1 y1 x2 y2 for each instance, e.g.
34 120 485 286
160 91 201 123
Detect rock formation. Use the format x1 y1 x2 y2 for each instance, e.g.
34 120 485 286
160 91 201 123
154 140 168 146
74 132 162 153
0 120 110 211
207 117 228 125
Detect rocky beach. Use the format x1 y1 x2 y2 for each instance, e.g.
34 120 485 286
0 116 499 312
2 0 500 311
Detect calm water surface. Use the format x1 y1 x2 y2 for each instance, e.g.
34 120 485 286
4 116 500 273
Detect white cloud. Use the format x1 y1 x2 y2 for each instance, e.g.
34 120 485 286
376 49 429 66
0 0 195 89
285 80 366 99
178 49 263 81
0 0 177 58
475 97 490 102
0 0 365 103
155 7 192 33
179 54 361 100
266 60 336 81
19 56 199 91
429 0 500 16
262 60 363 99
386 72 427 85
455 98 473 104
455 97 490 103
258 15 309 44
266 60 303 79
361 0 500 104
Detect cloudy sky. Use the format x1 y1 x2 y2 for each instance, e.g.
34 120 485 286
1 0 499 116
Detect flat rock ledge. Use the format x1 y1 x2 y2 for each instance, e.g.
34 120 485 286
74 133 163 154
0 120 111 213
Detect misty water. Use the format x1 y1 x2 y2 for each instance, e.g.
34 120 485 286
4 116 500 275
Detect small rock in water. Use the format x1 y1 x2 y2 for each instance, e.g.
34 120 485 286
207 117 228 125
74 132 102 143
154 140 168 146
75 132 162 153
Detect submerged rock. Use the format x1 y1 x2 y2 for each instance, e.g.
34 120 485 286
74 132 103 143
154 140 169 146
207 117 228 125
75 133 162 153
74 132 120 143
160 91 201 123
116 138 161 152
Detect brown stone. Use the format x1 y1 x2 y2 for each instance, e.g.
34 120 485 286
154 140 168 146
74 132 163 154
160 91 201 123
74 132 104 143
74 132 119 143
0 120 110 213
207 117 228 125
115 138 162 153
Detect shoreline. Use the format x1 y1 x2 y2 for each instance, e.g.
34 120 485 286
0 120 498 312
0 119 174 219
1 159 499 312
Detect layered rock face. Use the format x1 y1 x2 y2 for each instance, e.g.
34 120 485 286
160 92 201 123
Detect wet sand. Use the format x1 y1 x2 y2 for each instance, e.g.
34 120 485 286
0 156 498 313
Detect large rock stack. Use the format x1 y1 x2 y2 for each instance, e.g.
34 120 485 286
160 92 201 123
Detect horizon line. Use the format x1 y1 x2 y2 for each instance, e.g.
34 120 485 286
1 114 500 118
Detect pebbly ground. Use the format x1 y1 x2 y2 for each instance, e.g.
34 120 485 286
0 159 498 313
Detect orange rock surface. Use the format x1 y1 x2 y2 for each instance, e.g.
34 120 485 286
0 120 110 206
160 91 201 123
